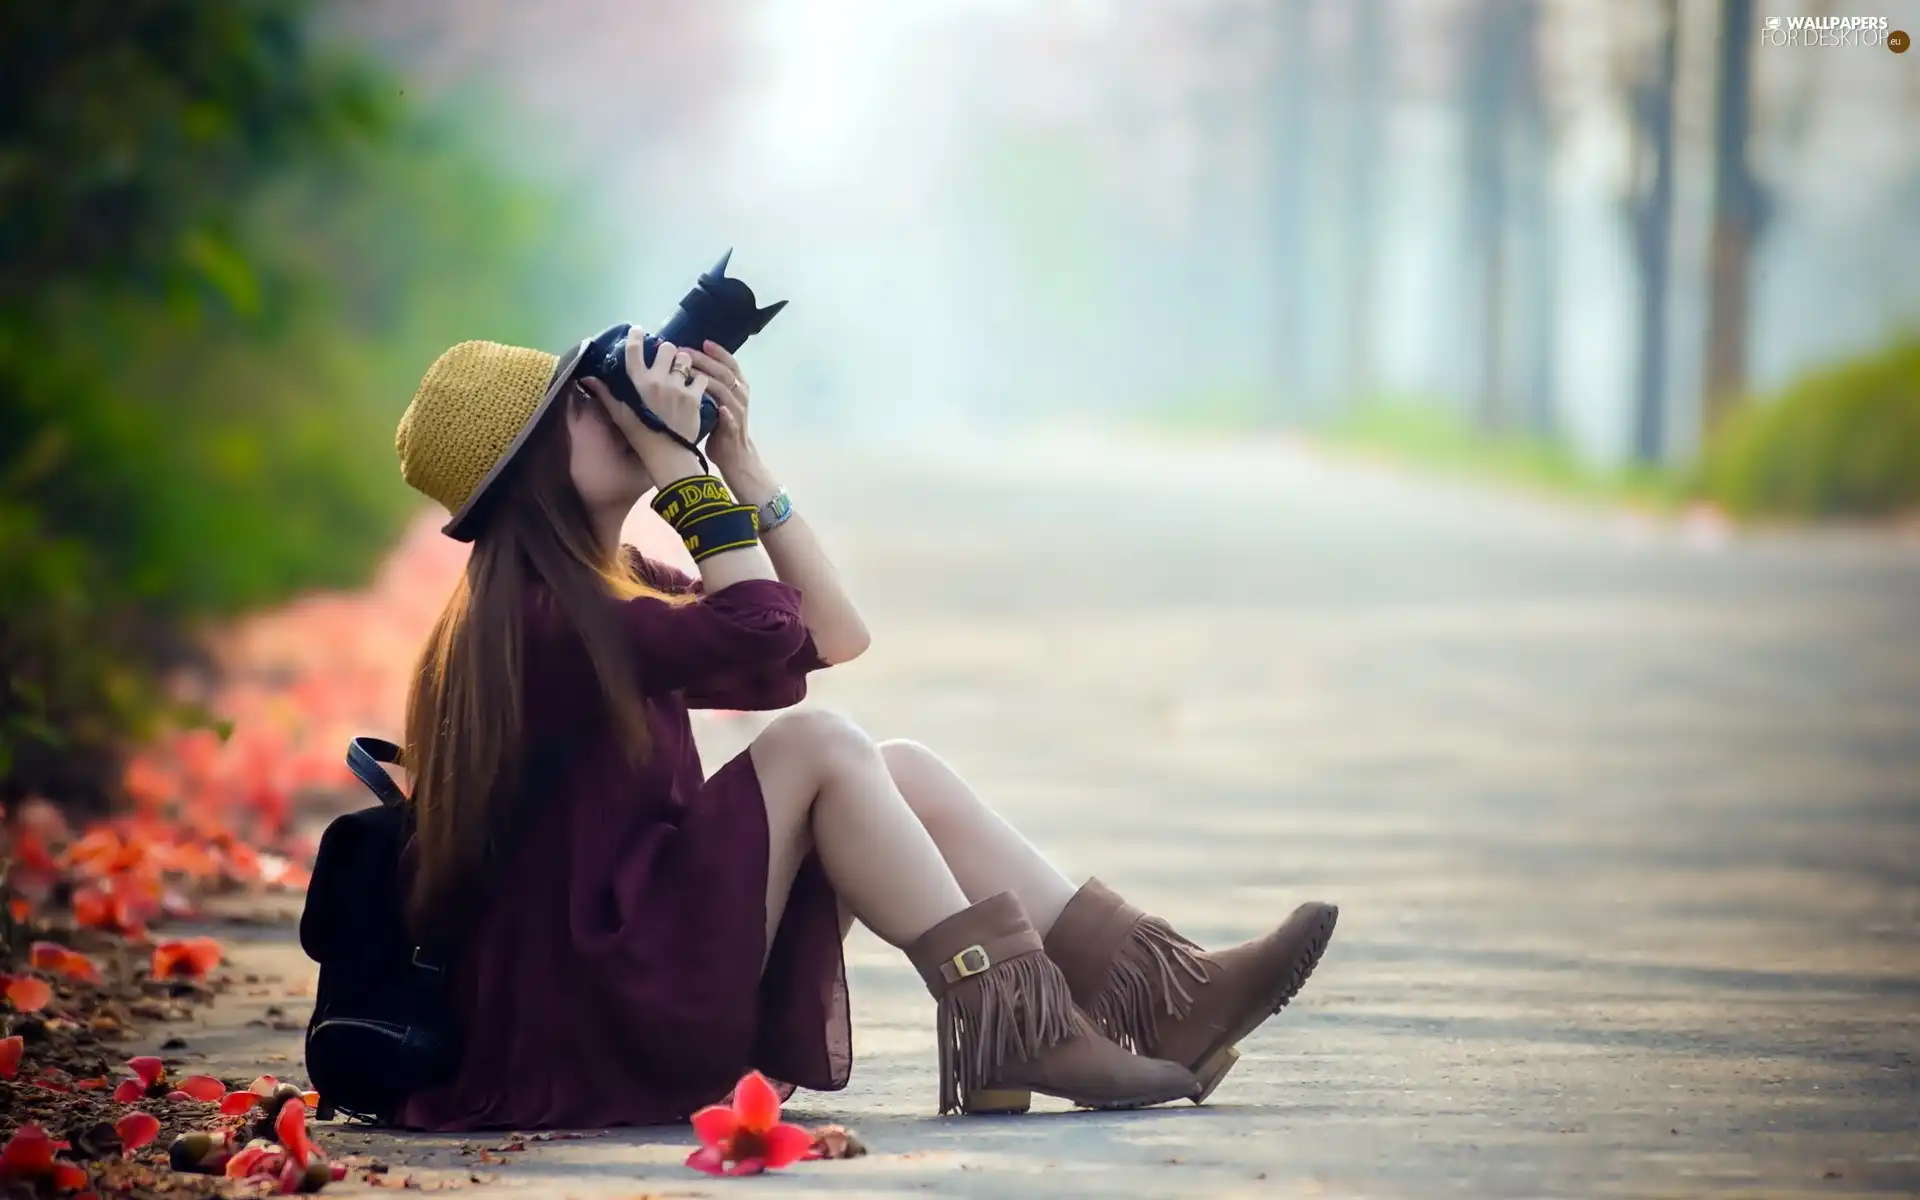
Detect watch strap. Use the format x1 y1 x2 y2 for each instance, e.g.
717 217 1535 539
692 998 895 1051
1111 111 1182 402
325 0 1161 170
758 487 795 533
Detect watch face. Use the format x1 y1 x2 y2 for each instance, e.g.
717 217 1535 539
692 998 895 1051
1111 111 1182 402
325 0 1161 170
769 492 792 519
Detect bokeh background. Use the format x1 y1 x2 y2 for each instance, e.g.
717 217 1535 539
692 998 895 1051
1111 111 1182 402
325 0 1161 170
4 4 1920 1193
3 0 1917 840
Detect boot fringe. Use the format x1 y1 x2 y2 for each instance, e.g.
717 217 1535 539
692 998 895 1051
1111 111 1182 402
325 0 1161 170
1084 915 1210 1053
935 950 1080 1114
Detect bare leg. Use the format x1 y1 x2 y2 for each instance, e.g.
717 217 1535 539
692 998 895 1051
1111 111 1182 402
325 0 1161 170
878 740 1078 937
752 711 970 953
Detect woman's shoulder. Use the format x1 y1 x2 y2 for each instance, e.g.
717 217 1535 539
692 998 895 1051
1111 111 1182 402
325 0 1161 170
621 545 700 597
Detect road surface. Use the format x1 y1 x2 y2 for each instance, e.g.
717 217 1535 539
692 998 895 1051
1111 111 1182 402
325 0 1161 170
189 431 1920 1197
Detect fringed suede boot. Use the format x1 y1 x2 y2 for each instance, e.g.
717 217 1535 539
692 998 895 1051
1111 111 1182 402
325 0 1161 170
905 891 1198 1115
1042 879 1338 1104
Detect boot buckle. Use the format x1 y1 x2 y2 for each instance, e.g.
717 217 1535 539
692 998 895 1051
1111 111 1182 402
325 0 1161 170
950 945 991 978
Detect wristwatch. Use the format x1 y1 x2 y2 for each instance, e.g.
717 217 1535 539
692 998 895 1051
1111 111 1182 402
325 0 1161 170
757 487 794 534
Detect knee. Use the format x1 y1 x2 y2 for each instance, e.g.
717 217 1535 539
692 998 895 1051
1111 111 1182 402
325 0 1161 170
878 739 966 829
878 738 941 786
759 709 879 781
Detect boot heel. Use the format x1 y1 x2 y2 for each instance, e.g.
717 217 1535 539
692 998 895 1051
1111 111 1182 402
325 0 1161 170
961 1088 1032 1115
1192 1044 1239 1105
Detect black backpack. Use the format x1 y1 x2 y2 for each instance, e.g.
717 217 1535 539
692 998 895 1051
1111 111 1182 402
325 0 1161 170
299 737 460 1123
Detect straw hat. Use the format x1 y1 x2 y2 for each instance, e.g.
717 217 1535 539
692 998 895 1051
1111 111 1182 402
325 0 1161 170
396 337 592 541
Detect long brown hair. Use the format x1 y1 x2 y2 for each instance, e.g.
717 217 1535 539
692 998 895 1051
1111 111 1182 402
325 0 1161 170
402 386 671 941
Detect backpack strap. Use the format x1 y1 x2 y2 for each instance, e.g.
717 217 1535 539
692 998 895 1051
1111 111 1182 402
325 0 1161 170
347 737 407 808
343 736 451 973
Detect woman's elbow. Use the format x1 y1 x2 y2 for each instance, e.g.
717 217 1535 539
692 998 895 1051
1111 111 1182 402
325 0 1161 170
817 625 872 667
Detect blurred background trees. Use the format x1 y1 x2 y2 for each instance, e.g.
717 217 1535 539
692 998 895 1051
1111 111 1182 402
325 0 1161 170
3 0 1916 814
0 0 589 812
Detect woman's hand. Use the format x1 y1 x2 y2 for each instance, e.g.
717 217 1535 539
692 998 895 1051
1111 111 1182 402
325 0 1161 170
688 340 773 503
625 336 709 446
581 334 710 483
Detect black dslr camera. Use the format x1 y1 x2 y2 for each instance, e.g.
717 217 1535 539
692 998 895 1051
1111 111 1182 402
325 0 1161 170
575 250 786 445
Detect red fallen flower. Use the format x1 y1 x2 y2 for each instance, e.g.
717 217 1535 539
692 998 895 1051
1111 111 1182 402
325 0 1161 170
224 1142 270 1178
3 975 53 1013
115 1112 161 1156
0 1123 67 1177
50 1161 89 1191
27 944 102 985
221 1091 262 1115
127 1056 166 1087
249 1074 280 1095
275 1097 313 1168
72 885 143 939
112 1078 144 1102
151 937 223 980
177 1075 227 1103
0 1034 22 1079
685 1071 813 1177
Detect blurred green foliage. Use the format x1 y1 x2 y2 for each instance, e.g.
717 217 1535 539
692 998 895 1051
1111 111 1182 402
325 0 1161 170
1313 402 1682 510
1 2 589 810
1698 337 1920 519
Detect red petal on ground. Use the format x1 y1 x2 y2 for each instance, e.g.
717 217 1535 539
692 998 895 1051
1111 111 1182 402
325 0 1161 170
330 1161 349 1181
0 1123 58 1176
72 1077 107 1091
726 1157 768 1176
761 1123 814 1170
248 1075 279 1096
225 1145 267 1178
50 1161 89 1191
126 1057 164 1087
220 1092 261 1115
277 1157 303 1194
114 1112 161 1155
177 1075 226 1102
16 830 59 875
112 1079 143 1102
689 1105 739 1151
164 1091 193 1102
0 1035 21 1079
684 1146 726 1176
7 898 29 923
151 940 218 980
4 976 52 1013
59 954 102 984
274 1098 312 1168
72 889 113 930
29 942 70 971
731 1070 781 1134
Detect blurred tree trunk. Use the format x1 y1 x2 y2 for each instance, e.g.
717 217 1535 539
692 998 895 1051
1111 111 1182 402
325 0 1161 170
1267 0 1315 416
1341 0 1387 409
1702 0 1761 434
1462 0 1520 434
1513 0 1559 438
1630 0 1680 464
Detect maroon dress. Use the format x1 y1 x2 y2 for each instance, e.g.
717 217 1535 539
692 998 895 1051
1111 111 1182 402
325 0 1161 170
400 552 852 1130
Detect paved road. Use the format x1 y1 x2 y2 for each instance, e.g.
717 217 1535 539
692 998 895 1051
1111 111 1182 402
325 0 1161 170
193 431 1920 1197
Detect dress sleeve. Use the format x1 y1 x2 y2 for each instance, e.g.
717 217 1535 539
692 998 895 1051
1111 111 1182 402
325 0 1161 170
628 552 826 710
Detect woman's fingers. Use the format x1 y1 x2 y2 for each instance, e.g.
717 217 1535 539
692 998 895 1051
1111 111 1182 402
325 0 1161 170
581 377 643 442
700 340 742 378
643 336 680 387
688 350 746 409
